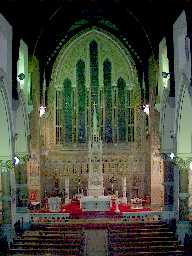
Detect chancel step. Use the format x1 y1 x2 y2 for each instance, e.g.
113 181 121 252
108 222 184 256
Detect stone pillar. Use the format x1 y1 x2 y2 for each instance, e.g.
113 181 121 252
179 167 189 221
150 156 164 210
188 168 192 210
175 157 192 245
163 158 174 211
122 176 127 204
65 176 70 204
173 165 179 212
0 160 14 244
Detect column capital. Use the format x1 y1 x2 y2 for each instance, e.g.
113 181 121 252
175 156 192 171
179 192 190 200
15 154 29 165
0 160 14 171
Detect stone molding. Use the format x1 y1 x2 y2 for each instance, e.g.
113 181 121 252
0 160 14 171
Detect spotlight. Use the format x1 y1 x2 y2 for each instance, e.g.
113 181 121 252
18 73 25 81
143 104 149 115
170 152 175 160
162 72 170 79
39 105 46 117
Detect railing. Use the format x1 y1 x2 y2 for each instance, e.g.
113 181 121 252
122 210 178 223
30 212 70 224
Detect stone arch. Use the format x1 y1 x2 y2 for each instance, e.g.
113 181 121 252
50 27 136 90
0 74 13 160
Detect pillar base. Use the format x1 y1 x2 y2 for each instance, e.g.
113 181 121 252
176 221 192 245
1 224 14 245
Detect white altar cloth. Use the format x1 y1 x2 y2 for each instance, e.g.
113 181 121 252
48 197 61 212
80 196 111 211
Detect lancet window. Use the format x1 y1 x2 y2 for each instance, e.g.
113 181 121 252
76 59 86 143
103 59 112 143
55 38 135 145
63 78 72 143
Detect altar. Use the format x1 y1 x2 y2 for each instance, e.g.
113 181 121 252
80 196 111 211
48 197 61 212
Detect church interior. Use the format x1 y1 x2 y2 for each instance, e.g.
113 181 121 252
1 0 192 255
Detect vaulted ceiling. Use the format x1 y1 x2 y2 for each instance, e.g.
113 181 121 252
1 0 191 68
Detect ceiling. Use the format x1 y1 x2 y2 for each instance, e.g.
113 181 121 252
1 0 192 67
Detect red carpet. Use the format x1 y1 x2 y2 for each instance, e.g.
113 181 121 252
32 199 151 218
31 198 151 218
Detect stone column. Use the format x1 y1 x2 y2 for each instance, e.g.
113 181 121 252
0 160 13 244
175 157 192 244
65 176 70 204
122 176 127 204
163 158 174 211
188 168 192 210
179 167 189 221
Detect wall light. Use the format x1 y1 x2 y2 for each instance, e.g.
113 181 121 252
18 73 25 81
143 104 149 115
162 72 170 79
39 105 46 117
170 152 175 160
13 156 20 166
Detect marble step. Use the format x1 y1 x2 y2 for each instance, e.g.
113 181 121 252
109 240 180 246
14 238 80 244
110 245 183 252
110 251 184 256
109 236 177 242
11 242 80 248
108 227 170 232
9 248 80 255
109 231 174 237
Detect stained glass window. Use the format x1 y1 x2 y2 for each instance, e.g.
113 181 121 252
117 77 126 142
63 78 72 143
104 59 112 143
90 40 99 114
76 60 86 143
